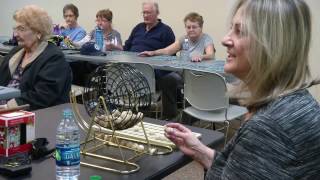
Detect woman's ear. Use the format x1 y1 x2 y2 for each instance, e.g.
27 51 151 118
37 33 41 40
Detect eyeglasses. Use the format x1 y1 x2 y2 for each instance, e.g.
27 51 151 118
142 11 154 16
95 18 109 23
185 25 201 30
13 25 31 33
63 14 75 18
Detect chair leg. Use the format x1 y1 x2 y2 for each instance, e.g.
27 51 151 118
211 122 216 130
155 104 163 120
224 121 230 146
177 110 183 123
239 114 246 126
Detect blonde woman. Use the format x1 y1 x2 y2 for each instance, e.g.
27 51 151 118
0 5 72 110
165 0 320 179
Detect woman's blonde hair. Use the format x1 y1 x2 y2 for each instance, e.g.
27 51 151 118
13 5 52 41
232 0 312 108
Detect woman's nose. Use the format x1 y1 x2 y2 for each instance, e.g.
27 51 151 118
221 33 232 47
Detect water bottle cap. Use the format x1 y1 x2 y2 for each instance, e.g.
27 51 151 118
90 175 102 180
63 109 73 117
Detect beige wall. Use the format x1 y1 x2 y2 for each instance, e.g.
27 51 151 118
0 0 234 58
0 0 319 100
306 0 320 101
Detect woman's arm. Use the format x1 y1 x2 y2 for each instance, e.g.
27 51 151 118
165 123 216 169
106 43 123 51
72 34 90 48
138 40 180 57
191 44 215 62
72 28 87 42
113 44 123 51
111 31 123 51
155 40 181 55
201 44 215 60
106 32 123 51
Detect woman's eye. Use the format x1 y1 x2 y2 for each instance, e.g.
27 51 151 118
235 28 241 35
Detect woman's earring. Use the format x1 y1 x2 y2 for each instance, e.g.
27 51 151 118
37 34 41 40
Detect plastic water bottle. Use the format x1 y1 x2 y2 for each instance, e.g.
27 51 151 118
95 27 104 51
56 109 80 180
181 38 190 60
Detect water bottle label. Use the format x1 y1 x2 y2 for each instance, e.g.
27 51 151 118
55 144 80 166
182 44 187 50
95 29 104 50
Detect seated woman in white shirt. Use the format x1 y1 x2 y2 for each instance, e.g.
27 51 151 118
139 12 215 62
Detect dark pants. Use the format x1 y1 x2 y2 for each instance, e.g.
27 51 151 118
69 61 98 87
156 70 183 119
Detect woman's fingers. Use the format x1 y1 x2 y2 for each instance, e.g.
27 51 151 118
165 123 191 133
138 52 148 57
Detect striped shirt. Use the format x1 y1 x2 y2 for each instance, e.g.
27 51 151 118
206 89 320 179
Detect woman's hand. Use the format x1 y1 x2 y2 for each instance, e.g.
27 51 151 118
59 22 68 30
105 40 115 51
164 123 215 169
0 104 8 109
63 36 75 48
165 123 202 157
138 51 155 57
191 55 203 62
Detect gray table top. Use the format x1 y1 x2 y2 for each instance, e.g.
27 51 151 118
1 103 224 180
0 36 10 44
65 50 226 74
0 86 20 100
0 42 227 74
0 43 12 54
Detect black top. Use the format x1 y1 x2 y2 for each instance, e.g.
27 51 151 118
0 43 72 110
124 20 175 52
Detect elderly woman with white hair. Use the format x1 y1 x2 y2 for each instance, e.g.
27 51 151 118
0 5 72 110
165 0 320 179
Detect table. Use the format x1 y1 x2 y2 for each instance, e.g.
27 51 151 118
65 51 238 82
2 103 223 180
1 41 238 84
0 36 10 44
0 86 20 100
0 43 12 55
65 51 226 74
0 42 226 74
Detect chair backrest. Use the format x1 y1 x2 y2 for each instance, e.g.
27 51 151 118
127 63 156 94
184 70 228 111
